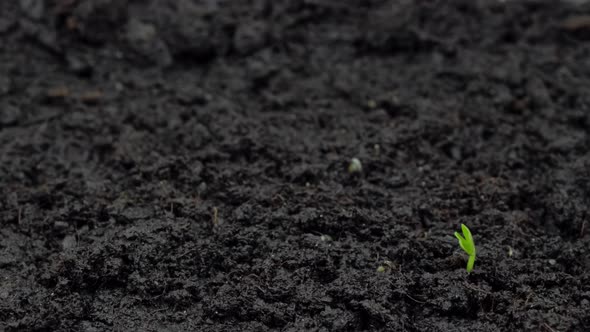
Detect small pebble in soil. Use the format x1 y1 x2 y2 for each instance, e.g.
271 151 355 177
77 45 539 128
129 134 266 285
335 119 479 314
348 158 362 173
233 20 268 55
54 221 69 230
0 18 16 34
62 235 77 250
66 54 93 77
0 77 12 96
0 104 20 126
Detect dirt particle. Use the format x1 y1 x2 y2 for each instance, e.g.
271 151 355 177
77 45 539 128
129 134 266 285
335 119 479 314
79 90 103 104
561 15 590 31
233 20 268 55
0 104 19 126
47 86 70 99
125 18 172 67
0 18 16 34
66 54 93 76
20 0 45 20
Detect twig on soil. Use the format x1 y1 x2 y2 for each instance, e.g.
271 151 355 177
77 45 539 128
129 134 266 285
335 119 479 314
404 293 427 304
177 248 197 259
524 291 534 307
212 207 219 227
542 322 557 332
150 307 167 315
463 282 491 295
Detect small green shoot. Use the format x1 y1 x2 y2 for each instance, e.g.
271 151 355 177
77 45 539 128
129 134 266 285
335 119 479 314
454 224 476 273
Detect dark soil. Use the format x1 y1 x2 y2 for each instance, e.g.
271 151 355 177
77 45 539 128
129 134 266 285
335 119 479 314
1 0 590 331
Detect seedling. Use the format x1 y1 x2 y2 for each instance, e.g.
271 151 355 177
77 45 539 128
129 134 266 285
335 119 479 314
454 224 476 273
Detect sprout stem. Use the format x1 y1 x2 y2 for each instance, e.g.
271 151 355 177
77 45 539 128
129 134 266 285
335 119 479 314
467 255 475 273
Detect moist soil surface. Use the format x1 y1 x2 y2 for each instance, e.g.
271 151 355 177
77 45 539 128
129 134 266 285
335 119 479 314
1 1 590 331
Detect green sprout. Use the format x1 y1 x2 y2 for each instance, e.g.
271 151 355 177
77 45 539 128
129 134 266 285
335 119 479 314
454 224 476 273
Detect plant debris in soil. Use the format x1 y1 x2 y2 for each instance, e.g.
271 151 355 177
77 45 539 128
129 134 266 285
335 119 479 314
1 0 590 331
